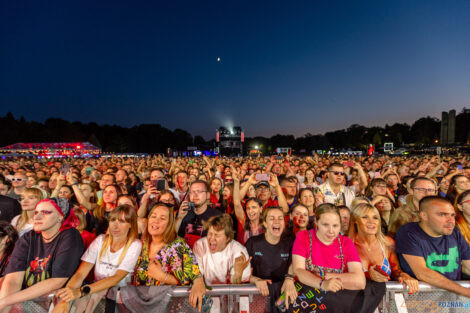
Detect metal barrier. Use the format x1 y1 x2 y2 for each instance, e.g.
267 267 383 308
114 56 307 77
10 282 470 313
383 281 470 313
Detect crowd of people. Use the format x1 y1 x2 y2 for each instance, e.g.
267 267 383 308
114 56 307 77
0 153 469 313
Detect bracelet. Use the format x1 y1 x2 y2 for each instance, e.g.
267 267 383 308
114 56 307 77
319 278 325 291
284 274 295 280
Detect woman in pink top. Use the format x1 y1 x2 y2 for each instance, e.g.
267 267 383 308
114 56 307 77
292 203 366 312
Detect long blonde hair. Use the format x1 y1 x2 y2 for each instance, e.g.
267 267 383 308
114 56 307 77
18 188 44 230
98 204 138 266
348 203 385 248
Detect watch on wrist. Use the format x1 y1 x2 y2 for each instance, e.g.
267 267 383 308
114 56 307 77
80 285 91 297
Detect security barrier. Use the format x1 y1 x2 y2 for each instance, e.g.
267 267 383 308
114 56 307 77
10 281 470 313
383 281 470 313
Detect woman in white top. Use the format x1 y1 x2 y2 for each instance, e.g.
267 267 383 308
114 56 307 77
52 204 142 313
193 214 251 285
11 187 43 237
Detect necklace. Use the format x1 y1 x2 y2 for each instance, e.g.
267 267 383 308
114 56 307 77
355 237 377 252
42 229 60 242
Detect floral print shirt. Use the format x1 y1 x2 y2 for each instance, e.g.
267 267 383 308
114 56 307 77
133 237 201 286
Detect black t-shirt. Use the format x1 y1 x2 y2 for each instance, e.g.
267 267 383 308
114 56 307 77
177 205 221 248
245 233 295 283
0 195 22 223
86 212 109 236
5 228 85 289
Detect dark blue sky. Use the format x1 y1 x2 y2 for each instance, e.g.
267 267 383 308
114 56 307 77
1 0 470 139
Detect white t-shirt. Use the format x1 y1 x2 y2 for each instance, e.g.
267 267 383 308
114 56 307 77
11 215 34 237
193 237 251 285
81 234 142 287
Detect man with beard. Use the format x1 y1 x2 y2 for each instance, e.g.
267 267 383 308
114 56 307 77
176 180 221 248
396 196 470 297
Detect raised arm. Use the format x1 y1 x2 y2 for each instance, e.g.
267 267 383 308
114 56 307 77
239 173 257 200
67 173 93 211
269 175 289 213
353 162 369 192
231 166 246 226
51 174 66 198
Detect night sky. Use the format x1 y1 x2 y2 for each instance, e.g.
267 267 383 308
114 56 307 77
1 0 470 139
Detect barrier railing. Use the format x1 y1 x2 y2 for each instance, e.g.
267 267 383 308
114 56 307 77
383 281 470 313
10 281 470 313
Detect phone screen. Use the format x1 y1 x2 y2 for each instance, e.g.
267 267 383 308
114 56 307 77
157 179 165 191
61 164 70 175
255 173 270 181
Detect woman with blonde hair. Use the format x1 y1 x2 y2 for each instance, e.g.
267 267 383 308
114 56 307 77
349 203 418 305
11 187 44 237
52 204 142 313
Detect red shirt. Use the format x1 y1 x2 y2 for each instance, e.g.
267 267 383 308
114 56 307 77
263 198 279 209
80 230 96 249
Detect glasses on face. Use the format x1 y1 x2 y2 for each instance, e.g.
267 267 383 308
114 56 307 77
256 186 270 192
329 171 344 176
413 187 436 194
11 178 24 182
34 210 54 217
461 199 470 205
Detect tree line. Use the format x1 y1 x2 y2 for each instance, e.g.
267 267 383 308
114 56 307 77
0 109 469 154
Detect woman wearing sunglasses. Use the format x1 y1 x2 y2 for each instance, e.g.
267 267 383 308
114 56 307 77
0 198 84 311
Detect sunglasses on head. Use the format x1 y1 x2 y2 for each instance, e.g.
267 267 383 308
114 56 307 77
153 201 175 209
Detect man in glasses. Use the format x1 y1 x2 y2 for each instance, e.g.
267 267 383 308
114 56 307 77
176 180 222 248
314 163 355 208
389 177 437 238
7 173 27 202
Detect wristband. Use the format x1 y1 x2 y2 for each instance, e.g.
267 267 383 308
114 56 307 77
319 278 325 291
284 273 295 280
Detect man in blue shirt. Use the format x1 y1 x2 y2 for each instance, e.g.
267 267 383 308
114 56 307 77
396 196 470 297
